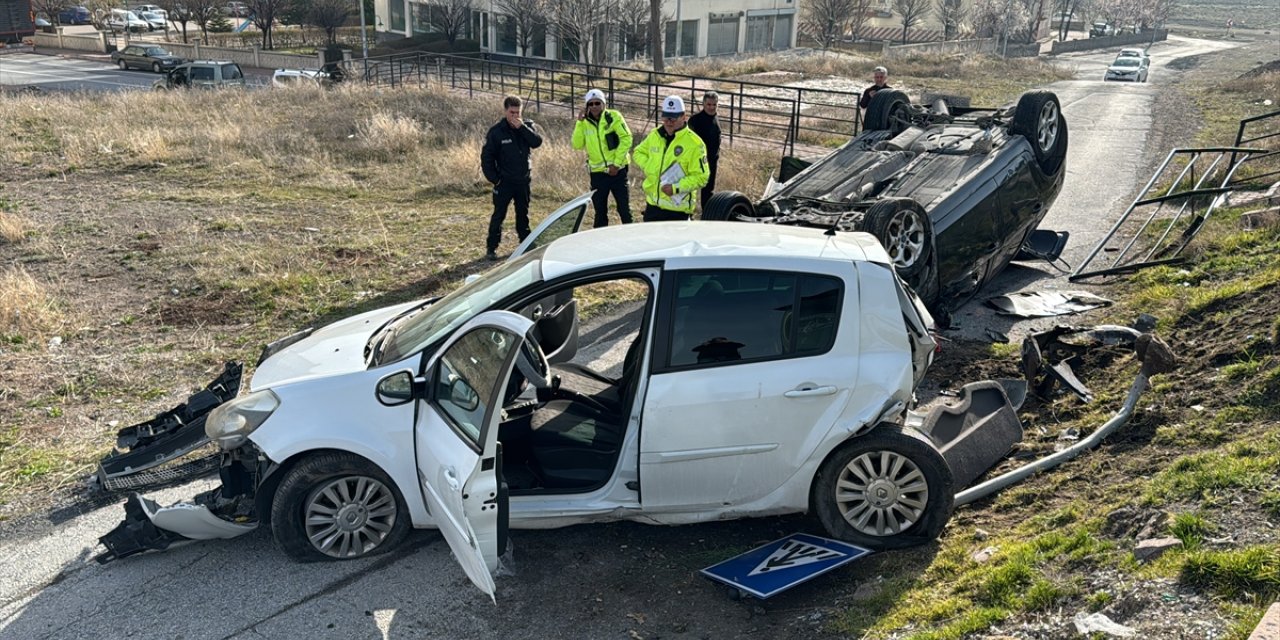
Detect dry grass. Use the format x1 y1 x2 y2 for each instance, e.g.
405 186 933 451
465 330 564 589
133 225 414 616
0 210 30 244
0 266 64 343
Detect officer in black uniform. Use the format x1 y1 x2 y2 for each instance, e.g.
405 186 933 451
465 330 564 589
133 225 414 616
481 95 543 260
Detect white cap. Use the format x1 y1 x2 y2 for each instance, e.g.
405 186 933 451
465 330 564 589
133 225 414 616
661 95 686 116
584 89 605 105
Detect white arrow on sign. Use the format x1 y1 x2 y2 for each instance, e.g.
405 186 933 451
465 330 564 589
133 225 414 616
748 539 846 576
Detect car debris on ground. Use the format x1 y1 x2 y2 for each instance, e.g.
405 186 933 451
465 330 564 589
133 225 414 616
986 290 1112 318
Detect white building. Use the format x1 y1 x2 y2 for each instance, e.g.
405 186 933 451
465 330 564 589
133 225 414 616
374 0 799 62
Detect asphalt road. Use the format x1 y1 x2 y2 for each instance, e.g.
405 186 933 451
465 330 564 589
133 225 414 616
0 34 1248 640
0 52 270 91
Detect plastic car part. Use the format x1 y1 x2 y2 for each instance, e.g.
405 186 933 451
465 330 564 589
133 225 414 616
95 362 242 490
1021 324 1146 402
920 380 1025 488
95 490 258 563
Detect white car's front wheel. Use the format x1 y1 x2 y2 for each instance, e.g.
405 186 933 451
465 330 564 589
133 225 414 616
813 425 954 549
271 452 411 561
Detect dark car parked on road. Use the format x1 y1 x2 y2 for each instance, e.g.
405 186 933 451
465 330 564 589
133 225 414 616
111 45 184 72
702 89 1069 316
57 5 92 24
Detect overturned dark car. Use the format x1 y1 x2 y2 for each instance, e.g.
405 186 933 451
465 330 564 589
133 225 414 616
703 89 1069 316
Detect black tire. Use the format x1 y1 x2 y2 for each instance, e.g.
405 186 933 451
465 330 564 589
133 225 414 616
1011 90 1067 176
864 89 911 134
861 198 934 281
152 62 162 73
271 452 411 562
118 59 128 70
701 191 757 221
813 424 954 550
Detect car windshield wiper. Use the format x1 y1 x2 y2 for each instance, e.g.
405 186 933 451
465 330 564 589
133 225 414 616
363 297 438 364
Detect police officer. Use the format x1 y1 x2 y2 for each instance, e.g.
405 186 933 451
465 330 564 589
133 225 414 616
633 96 709 222
572 89 634 226
481 95 543 260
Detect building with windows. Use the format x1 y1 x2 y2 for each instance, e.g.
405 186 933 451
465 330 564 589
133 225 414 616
374 0 798 62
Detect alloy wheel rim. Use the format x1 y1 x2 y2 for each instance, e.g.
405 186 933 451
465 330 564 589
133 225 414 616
886 210 925 269
1036 101 1059 153
835 450 928 536
304 476 397 558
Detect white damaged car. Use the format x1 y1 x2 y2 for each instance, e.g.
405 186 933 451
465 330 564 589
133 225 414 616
96 195 1022 598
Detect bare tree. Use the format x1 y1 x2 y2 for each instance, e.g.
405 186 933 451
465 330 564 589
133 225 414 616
495 0 550 56
1022 0 1047 41
891 0 931 43
801 0 856 51
614 0 648 58
1140 0 1174 31
422 0 474 45
934 0 968 39
303 0 353 44
551 0 614 63
848 0 873 41
248 0 292 48
648 0 662 70
30 0 63 25
971 0 1029 44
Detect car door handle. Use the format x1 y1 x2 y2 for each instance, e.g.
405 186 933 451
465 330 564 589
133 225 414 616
784 386 837 398
443 468 460 491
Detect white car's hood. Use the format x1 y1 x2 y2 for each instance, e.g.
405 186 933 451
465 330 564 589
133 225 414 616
250 299 428 390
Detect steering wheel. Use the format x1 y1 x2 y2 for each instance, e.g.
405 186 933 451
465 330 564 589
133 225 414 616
515 337 551 390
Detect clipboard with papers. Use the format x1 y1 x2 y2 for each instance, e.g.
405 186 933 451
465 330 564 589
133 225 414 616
660 162 686 207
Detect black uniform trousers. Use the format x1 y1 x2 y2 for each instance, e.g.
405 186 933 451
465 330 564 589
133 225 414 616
699 157 718 210
588 168 632 227
643 204 689 222
488 180 532 252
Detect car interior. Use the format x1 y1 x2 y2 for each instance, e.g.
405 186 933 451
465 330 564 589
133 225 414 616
496 276 653 495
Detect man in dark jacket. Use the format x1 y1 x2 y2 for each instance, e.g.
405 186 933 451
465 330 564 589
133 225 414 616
858 66 890 110
687 91 721 210
481 95 543 260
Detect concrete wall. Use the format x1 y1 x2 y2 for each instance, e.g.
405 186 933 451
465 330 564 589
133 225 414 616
32 31 109 52
158 41 324 69
887 37 996 58
1050 28 1167 54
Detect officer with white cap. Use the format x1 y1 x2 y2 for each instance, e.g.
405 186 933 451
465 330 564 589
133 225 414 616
572 88 634 226
632 95 709 222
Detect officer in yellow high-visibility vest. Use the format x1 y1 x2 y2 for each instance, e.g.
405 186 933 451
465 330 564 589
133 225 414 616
572 89 634 226
633 96 709 222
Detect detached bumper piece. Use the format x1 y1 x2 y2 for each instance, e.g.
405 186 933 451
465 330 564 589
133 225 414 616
921 380 1026 489
96 489 258 564
94 361 243 492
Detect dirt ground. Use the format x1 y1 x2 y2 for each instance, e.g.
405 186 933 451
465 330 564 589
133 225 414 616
1 35 1278 639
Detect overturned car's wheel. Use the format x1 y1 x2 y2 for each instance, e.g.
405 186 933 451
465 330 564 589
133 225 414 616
271 452 410 561
1011 90 1067 176
864 89 912 134
813 425 954 549
701 191 756 221
861 198 933 282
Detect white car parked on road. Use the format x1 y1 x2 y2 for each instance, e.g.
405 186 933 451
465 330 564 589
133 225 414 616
97 194 1022 597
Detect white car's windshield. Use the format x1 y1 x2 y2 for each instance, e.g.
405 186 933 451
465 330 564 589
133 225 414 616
1113 58 1140 67
378 248 544 363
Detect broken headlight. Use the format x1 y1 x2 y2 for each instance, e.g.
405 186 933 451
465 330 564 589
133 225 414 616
205 389 280 449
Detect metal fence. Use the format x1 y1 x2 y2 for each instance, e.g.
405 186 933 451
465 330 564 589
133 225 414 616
351 52 864 157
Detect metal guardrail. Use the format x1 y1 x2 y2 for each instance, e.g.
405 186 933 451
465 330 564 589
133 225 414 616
350 52 863 158
1071 110 1280 281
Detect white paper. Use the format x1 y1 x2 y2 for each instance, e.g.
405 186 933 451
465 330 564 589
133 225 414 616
660 163 686 207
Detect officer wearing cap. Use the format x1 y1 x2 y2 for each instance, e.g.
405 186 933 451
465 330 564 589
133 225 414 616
633 95 709 222
572 89 634 226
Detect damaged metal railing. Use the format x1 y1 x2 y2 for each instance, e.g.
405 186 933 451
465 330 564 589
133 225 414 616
1071 110 1280 281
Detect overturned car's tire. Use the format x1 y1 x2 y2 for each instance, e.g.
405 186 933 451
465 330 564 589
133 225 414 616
861 198 934 282
1011 90 1067 176
864 89 912 134
813 424 954 550
701 191 756 221
271 452 410 562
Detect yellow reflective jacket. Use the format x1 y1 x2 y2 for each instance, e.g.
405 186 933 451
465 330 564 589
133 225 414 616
632 125 709 215
571 109 632 172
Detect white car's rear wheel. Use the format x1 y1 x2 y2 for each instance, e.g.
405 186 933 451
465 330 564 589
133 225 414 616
813 425 954 549
271 452 410 561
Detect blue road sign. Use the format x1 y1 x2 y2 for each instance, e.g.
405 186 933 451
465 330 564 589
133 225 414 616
700 533 873 599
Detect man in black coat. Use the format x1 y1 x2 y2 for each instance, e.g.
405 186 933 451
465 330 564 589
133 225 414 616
858 66 890 110
481 95 543 260
687 91 722 211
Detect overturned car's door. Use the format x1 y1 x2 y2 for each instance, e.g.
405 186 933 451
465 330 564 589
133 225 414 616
509 191 593 259
415 311 533 599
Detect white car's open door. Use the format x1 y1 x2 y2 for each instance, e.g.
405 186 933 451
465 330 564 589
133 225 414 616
509 191 593 259
415 310 534 600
